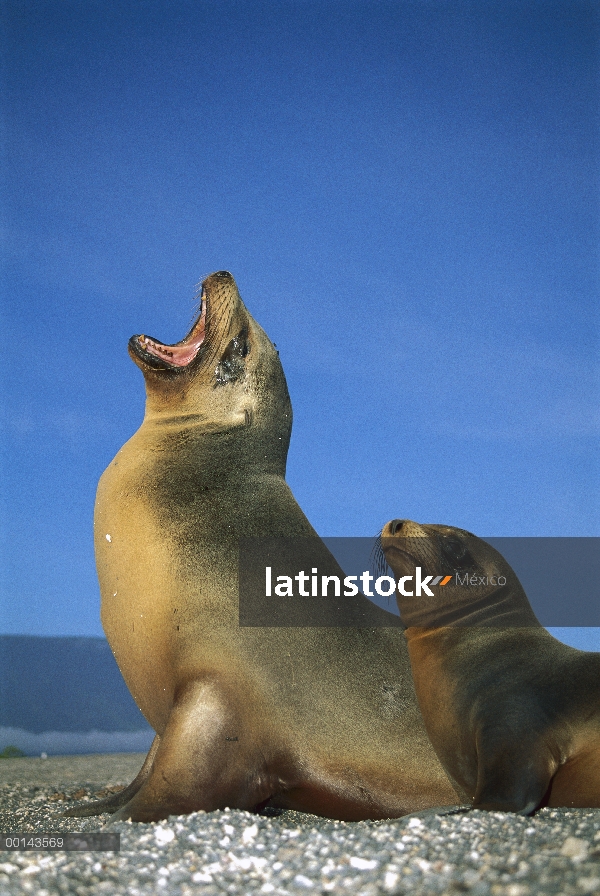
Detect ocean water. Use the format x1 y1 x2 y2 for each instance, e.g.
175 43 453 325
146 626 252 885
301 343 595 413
0 636 153 756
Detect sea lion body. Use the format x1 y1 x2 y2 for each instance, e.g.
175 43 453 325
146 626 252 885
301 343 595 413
68 272 457 822
381 519 600 814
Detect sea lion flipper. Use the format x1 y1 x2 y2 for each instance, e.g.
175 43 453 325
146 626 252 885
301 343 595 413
63 735 161 818
109 680 273 823
472 734 553 815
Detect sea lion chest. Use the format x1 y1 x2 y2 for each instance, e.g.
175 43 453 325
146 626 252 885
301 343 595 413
95 435 247 731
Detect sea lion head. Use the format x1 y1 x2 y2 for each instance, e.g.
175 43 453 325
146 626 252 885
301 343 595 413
127 270 292 474
380 520 536 627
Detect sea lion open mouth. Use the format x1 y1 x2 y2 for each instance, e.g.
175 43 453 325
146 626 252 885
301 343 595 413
129 294 207 372
127 270 245 376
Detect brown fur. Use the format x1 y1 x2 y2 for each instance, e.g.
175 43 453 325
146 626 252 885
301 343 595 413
381 519 600 814
65 273 457 822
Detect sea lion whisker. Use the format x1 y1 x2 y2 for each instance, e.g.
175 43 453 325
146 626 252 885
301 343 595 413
204 297 229 346
370 533 391 582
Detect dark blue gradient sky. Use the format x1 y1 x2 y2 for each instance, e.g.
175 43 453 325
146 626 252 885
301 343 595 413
1 1 598 638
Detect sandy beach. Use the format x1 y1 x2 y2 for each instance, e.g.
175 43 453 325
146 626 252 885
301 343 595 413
0 753 599 894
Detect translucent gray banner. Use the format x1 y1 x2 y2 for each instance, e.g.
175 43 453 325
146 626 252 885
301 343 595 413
0 833 120 851
238 537 600 627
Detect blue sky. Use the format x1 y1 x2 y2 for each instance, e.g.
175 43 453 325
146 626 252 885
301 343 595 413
0 1 598 640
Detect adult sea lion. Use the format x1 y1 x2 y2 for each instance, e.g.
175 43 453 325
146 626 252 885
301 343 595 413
380 518 600 814
66 271 458 822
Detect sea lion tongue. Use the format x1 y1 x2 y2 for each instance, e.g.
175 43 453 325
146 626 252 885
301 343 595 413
136 299 206 368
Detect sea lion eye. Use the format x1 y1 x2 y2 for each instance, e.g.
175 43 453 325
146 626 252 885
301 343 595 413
444 538 466 559
215 328 250 385
440 536 476 570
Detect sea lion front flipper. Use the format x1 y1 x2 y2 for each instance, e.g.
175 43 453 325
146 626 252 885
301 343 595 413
109 680 279 823
472 732 555 815
63 735 161 818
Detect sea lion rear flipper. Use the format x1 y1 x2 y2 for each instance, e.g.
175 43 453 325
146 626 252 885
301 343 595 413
63 735 161 818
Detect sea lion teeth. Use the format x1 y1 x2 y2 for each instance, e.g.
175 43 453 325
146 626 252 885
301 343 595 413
381 518 600 814
65 271 458 824
133 300 207 370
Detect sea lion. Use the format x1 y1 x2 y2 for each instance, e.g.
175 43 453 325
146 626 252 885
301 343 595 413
380 518 600 814
65 271 458 822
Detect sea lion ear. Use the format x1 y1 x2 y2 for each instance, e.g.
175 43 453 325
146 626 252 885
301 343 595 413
215 327 250 386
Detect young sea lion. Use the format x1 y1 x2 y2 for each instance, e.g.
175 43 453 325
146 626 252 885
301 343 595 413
380 519 600 814
65 273 458 822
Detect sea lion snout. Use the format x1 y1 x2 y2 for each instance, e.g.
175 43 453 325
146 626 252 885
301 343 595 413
380 520 530 629
380 519 440 580
203 269 235 288
127 270 248 384
381 520 485 579
384 519 428 538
